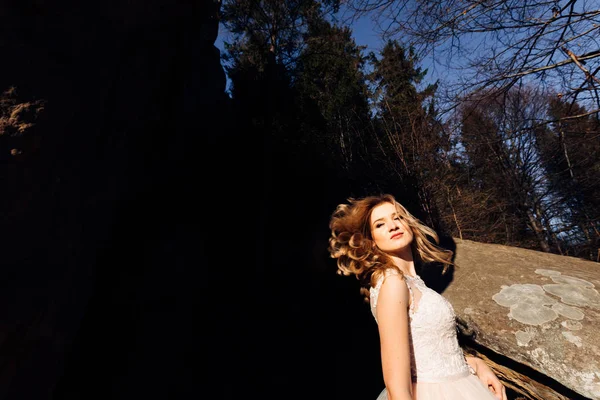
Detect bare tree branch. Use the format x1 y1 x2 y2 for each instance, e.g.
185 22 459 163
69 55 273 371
341 0 600 124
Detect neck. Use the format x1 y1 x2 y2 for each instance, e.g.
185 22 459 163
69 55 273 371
389 249 416 276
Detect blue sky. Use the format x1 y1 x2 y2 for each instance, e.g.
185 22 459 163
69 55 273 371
214 6 384 55
214 6 444 93
214 7 386 91
335 9 383 53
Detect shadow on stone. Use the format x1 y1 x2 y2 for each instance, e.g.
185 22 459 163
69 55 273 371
419 234 457 294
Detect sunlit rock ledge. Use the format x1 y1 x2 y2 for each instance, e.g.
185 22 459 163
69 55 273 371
441 239 600 400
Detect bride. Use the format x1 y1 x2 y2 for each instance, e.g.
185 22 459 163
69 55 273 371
328 194 507 400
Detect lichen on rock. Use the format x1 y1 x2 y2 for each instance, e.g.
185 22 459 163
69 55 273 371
562 331 583 347
492 284 558 325
535 269 562 277
550 275 595 288
552 302 585 320
515 327 536 346
543 283 600 309
561 320 583 330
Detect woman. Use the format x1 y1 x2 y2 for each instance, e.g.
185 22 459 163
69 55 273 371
328 194 507 400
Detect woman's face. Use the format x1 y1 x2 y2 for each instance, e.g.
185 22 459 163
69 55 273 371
370 202 414 254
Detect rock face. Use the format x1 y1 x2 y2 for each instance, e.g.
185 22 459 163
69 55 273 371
0 1 227 399
443 239 600 399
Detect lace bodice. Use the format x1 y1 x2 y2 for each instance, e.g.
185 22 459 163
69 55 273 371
369 269 471 383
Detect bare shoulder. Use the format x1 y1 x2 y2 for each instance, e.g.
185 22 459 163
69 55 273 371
378 273 410 307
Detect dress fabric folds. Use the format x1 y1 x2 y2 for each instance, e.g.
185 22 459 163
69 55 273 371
370 270 498 400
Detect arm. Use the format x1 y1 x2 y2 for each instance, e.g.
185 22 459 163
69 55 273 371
465 356 507 400
376 275 413 400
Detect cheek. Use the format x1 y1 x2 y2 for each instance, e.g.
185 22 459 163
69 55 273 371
400 223 413 241
402 222 412 234
371 230 385 246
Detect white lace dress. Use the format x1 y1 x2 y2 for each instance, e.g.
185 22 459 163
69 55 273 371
369 269 498 399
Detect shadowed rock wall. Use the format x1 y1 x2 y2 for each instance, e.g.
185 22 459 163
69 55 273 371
0 1 226 399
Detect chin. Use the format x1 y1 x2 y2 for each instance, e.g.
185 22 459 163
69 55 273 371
389 243 410 252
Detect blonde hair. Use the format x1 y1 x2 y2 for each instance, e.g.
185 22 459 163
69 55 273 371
328 194 453 301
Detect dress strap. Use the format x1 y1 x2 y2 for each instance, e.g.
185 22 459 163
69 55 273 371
405 279 416 316
370 269 417 321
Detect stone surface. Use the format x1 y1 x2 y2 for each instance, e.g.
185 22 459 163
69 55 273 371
443 239 600 400
0 2 226 399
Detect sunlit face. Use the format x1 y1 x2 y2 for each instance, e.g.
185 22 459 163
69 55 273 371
370 202 414 255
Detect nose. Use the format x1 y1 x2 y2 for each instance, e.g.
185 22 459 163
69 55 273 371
388 221 400 231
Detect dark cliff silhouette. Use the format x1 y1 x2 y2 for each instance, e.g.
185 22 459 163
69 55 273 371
0 1 224 399
0 2 455 400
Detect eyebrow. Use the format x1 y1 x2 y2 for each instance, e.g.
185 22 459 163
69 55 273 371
371 212 398 226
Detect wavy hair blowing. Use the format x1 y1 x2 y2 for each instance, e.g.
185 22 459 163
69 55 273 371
328 194 453 301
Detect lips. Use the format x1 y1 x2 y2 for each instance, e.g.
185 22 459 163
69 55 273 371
390 232 404 239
